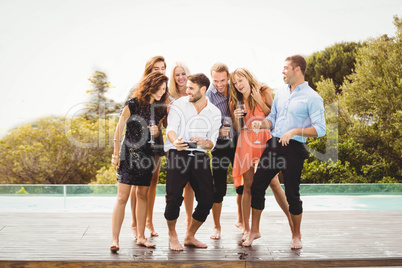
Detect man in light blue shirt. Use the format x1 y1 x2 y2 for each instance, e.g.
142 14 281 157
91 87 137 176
243 55 326 249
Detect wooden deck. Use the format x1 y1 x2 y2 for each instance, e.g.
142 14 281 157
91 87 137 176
1 210 402 267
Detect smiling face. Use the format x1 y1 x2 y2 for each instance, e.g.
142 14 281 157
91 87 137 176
232 74 250 95
186 80 203 103
152 61 166 75
174 67 187 88
211 71 229 95
151 82 167 102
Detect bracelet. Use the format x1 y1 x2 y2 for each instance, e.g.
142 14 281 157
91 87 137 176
113 139 121 142
112 154 119 159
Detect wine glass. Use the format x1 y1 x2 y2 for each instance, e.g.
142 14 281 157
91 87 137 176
187 132 197 156
253 121 261 144
188 141 196 156
238 103 248 130
222 116 232 140
148 119 155 144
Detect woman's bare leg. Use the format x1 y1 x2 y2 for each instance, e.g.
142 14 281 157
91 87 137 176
270 174 294 235
130 185 137 238
241 167 255 241
146 155 161 236
235 191 244 232
136 186 155 248
111 183 131 251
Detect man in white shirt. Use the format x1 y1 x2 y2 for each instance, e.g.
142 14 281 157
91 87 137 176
164 73 221 251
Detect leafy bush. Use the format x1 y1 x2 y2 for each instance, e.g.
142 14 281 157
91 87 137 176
302 159 367 183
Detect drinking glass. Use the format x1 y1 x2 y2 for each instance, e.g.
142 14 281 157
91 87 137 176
238 103 248 130
187 141 196 156
222 116 232 140
253 121 261 144
187 132 197 156
148 119 155 144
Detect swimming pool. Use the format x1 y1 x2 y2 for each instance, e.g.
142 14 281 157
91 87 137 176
0 184 401 212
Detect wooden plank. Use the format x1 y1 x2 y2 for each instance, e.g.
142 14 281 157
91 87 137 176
0 211 402 266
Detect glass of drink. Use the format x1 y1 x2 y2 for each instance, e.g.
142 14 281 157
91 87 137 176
238 103 248 130
148 119 155 144
186 140 197 156
223 116 232 140
253 121 261 144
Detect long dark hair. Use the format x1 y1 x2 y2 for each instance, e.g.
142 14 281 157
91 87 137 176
132 72 169 109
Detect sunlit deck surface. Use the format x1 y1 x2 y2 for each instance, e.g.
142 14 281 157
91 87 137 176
1 210 402 267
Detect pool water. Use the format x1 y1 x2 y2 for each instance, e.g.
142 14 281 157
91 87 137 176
1 195 401 213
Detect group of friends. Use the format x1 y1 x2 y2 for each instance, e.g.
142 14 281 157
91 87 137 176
109 55 327 252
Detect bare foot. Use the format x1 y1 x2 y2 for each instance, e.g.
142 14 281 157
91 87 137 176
131 226 137 239
291 236 302 249
137 238 156 248
241 231 250 241
242 232 261 247
235 221 244 230
110 239 119 252
146 223 159 237
210 228 221 240
169 235 183 251
184 236 207 248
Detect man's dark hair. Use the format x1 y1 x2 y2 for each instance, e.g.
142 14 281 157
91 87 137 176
187 73 210 90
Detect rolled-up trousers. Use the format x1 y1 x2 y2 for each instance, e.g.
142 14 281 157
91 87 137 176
164 149 214 222
251 137 308 215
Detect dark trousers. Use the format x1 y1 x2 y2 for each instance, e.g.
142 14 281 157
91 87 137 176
164 150 214 222
251 138 308 215
211 137 237 203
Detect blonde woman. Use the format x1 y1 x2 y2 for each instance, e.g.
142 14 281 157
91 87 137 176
168 62 194 230
229 68 293 241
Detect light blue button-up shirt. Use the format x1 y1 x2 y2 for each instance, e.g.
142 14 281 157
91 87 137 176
267 82 326 143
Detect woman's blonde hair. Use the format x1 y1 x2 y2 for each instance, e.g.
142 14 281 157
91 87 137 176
126 56 166 101
169 62 191 100
229 68 268 115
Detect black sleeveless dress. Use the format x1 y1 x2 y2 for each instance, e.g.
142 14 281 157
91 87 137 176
117 98 167 186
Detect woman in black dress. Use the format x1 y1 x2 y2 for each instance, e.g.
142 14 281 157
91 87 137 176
110 72 168 251
130 56 167 238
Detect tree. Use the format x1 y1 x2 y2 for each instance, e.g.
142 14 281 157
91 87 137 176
305 41 363 93
0 116 117 184
301 16 402 183
340 16 402 181
83 70 121 120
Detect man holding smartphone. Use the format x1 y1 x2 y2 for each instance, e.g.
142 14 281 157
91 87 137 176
164 73 221 251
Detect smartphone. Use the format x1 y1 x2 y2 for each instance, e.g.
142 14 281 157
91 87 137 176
185 141 197 148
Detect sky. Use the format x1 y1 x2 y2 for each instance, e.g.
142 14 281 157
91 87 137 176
0 0 401 136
